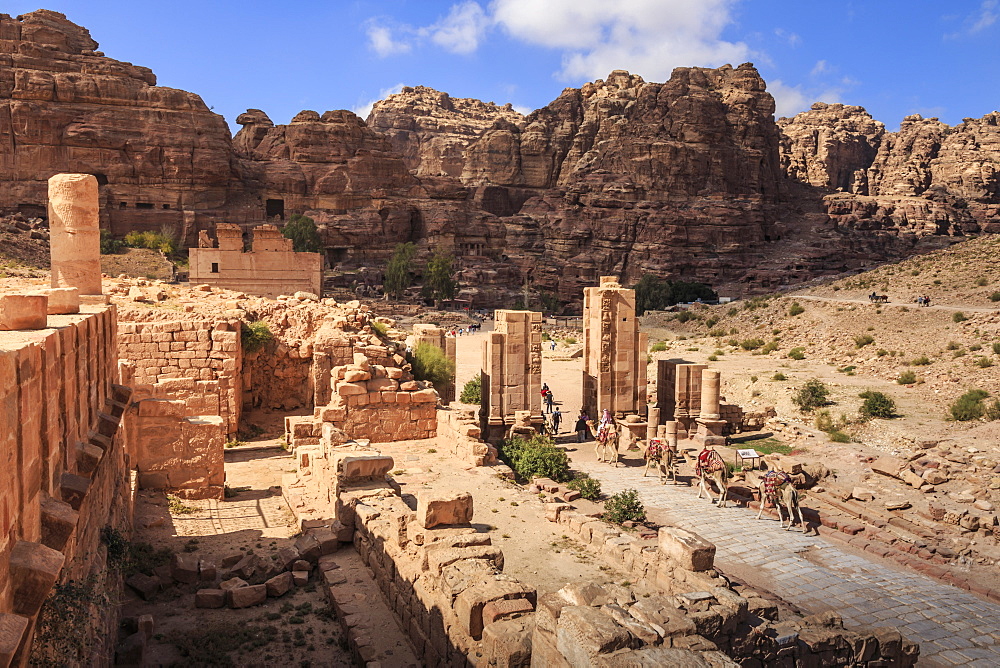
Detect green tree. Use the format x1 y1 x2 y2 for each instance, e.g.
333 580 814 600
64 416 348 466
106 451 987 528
410 342 455 388
423 248 458 307
633 274 717 315
460 372 482 404
384 242 416 300
281 214 322 253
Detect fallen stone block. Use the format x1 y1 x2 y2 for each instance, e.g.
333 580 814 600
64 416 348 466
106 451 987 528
871 457 905 479
294 534 321 562
0 613 30 667
331 519 354 543
220 577 249 591
292 571 309 587
417 491 474 528
171 553 199 584
231 554 259 580
291 559 313 573
0 294 47 330
900 469 925 489
556 605 637 666
427 545 505 575
659 527 716 572
116 631 146 667
229 584 267 609
199 561 217 582
10 541 66 616
482 598 535 626
266 572 294 597
126 574 160 601
195 589 225 609
480 616 533 668
274 546 300 570
454 579 536 639
336 454 394 481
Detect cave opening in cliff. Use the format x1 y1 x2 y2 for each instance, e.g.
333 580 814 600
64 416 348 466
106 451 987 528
266 199 285 219
91 173 108 186
136 202 154 210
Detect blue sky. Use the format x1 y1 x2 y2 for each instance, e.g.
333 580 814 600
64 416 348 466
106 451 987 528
9 1 999 133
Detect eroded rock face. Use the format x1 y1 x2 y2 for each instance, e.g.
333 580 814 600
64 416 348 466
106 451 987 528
0 10 243 236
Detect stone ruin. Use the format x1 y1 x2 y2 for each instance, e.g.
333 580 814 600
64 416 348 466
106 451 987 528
480 309 543 441
408 323 457 404
654 359 755 446
188 222 323 299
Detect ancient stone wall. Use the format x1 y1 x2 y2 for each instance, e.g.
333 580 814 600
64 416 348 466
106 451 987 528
189 224 323 298
0 306 135 665
117 319 238 498
436 408 498 467
582 277 647 418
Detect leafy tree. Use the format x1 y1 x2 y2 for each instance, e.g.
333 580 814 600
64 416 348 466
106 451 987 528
384 242 416 300
633 274 717 315
460 372 482 404
281 214 321 253
423 248 458 307
792 379 830 412
410 342 455 388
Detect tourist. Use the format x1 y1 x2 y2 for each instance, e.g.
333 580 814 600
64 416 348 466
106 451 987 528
544 388 554 413
550 339 556 351
575 412 589 442
551 408 562 434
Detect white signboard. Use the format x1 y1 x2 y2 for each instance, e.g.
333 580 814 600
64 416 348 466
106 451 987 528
737 449 760 459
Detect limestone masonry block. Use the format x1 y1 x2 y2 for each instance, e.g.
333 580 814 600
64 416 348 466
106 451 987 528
658 526 716 572
10 540 66 616
0 294 47 330
40 496 78 552
266 572 294 597
454 579 536 639
0 614 30 667
48 173 102 295
229 584 267 608
29 287 80 314
417 491 474 528
195 589 226 609
336 454 394 481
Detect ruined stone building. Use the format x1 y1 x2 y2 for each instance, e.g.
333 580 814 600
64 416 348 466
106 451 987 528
188 223 323 298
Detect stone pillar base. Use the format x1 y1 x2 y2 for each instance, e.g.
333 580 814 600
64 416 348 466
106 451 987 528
693 419 727 447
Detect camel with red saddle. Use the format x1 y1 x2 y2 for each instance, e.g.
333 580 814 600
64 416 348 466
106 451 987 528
643 438 678 484
755 469 804 530
586 417 638 467
695 446 730 507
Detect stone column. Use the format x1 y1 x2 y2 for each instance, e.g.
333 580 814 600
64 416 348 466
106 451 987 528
646 407 660 442
48 173 102 295
700 369 721 420
664 420 678 449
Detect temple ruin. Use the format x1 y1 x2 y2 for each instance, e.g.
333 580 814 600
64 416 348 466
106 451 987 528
479 309 543 441
188 223 323 298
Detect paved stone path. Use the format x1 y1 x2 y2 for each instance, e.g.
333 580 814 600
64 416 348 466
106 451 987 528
573 459 1000 667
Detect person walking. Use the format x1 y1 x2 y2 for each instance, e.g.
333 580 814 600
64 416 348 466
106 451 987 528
544 389 554 413
575 412 589 442
551 408 562 434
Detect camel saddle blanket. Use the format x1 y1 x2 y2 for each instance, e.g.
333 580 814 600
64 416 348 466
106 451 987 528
697 449 725 475
647 439 664 462
763 470 791 498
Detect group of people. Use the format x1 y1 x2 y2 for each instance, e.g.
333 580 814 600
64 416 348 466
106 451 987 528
915 295 932 307
450 322 483 336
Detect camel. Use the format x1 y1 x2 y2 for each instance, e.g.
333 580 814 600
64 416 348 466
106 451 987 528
643 439 677 484
695 448 730 507
587 419 622 466
756 470 804 530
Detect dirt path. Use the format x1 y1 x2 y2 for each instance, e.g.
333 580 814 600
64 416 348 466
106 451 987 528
794 294 1000 313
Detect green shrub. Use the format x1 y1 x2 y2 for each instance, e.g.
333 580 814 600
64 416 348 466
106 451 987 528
859 391 896 419
241 320 273 353
815 410 834 432
708 328 727 337
99 229 125 254
460 372 482 404
854 334 874 348
674 310 698 323
650 341 667 352
910 355 931 366
986 400 1000 421
949 389 990 421
370 321 388 337
603 489 646 525
969 343 982 351
757 340 779 355
410 342 455 388
771 372 787 381
953 311 968 322
990 292 1000 302
788 302 805 316
739 338 765 351
787 347 805 360
564 337 577 345
976 356 994 368
946 341 960 350
499 434 569 482
124 229 177 255
792 379 830 412
566 475 602 501
541 331 551 341
876 349 888 357
707 354 718 361
897 370 917 384
828 430 851 443
976 277 989 286
705 316 719 328
281 214 322 252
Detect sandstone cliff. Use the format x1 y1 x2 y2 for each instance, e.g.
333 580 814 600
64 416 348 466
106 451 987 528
0 10 245 237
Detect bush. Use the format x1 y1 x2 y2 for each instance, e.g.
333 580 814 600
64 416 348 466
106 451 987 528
946 341 960 350
859 390 896 419
650 341 667 352
739 338 765 351
674 310 698 323
541 331 551 341
707 354 718 361
241 321 273 353
281 213 322 252
633 274 717 315
897 370 917 384
603 489 646 524
976 277 989 286
460 372 482 404
788 302 804 316
705 316 719 328
499 434 569 482
566 475 602 501
410 342 455 388
953 311 968 322
788 347 806 360
123 229 177 255
910 355 931 366
370 321 388 337
564 337 577 345
986 400 1000 421
994 342 1000 355
976 356 994 368
792 379 830 412
815 410 834 432
99 229 125 254
757 340 779 355
949 389 989 421
854 334 875 348
990 292 1000 302
771 372 787 381
385 242 416 299
828 430 851 443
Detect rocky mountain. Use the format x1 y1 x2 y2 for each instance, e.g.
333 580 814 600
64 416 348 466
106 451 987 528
2 10 998 306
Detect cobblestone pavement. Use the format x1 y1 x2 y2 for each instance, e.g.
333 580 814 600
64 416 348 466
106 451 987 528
573 458 1000 667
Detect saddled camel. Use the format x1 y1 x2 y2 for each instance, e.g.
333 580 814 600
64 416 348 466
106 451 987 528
643 439 678 484
587 419 626 466
695 448 730 507
755 470 804 530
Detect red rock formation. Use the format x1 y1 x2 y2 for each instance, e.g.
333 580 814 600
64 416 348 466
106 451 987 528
0 10 244 238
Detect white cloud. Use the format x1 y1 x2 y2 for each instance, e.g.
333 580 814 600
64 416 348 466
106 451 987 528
512 105 532 116
423 1 490 54
490 0 751 82
773 28 801 47
353 83 406 120
810 60 829 77
769 80 847 118
945 0 998 38
365 23 411 56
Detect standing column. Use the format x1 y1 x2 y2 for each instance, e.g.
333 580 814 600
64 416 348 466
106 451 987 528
664 420 678 449
646 407 660 442
48 173 102 295
700 369 721 421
